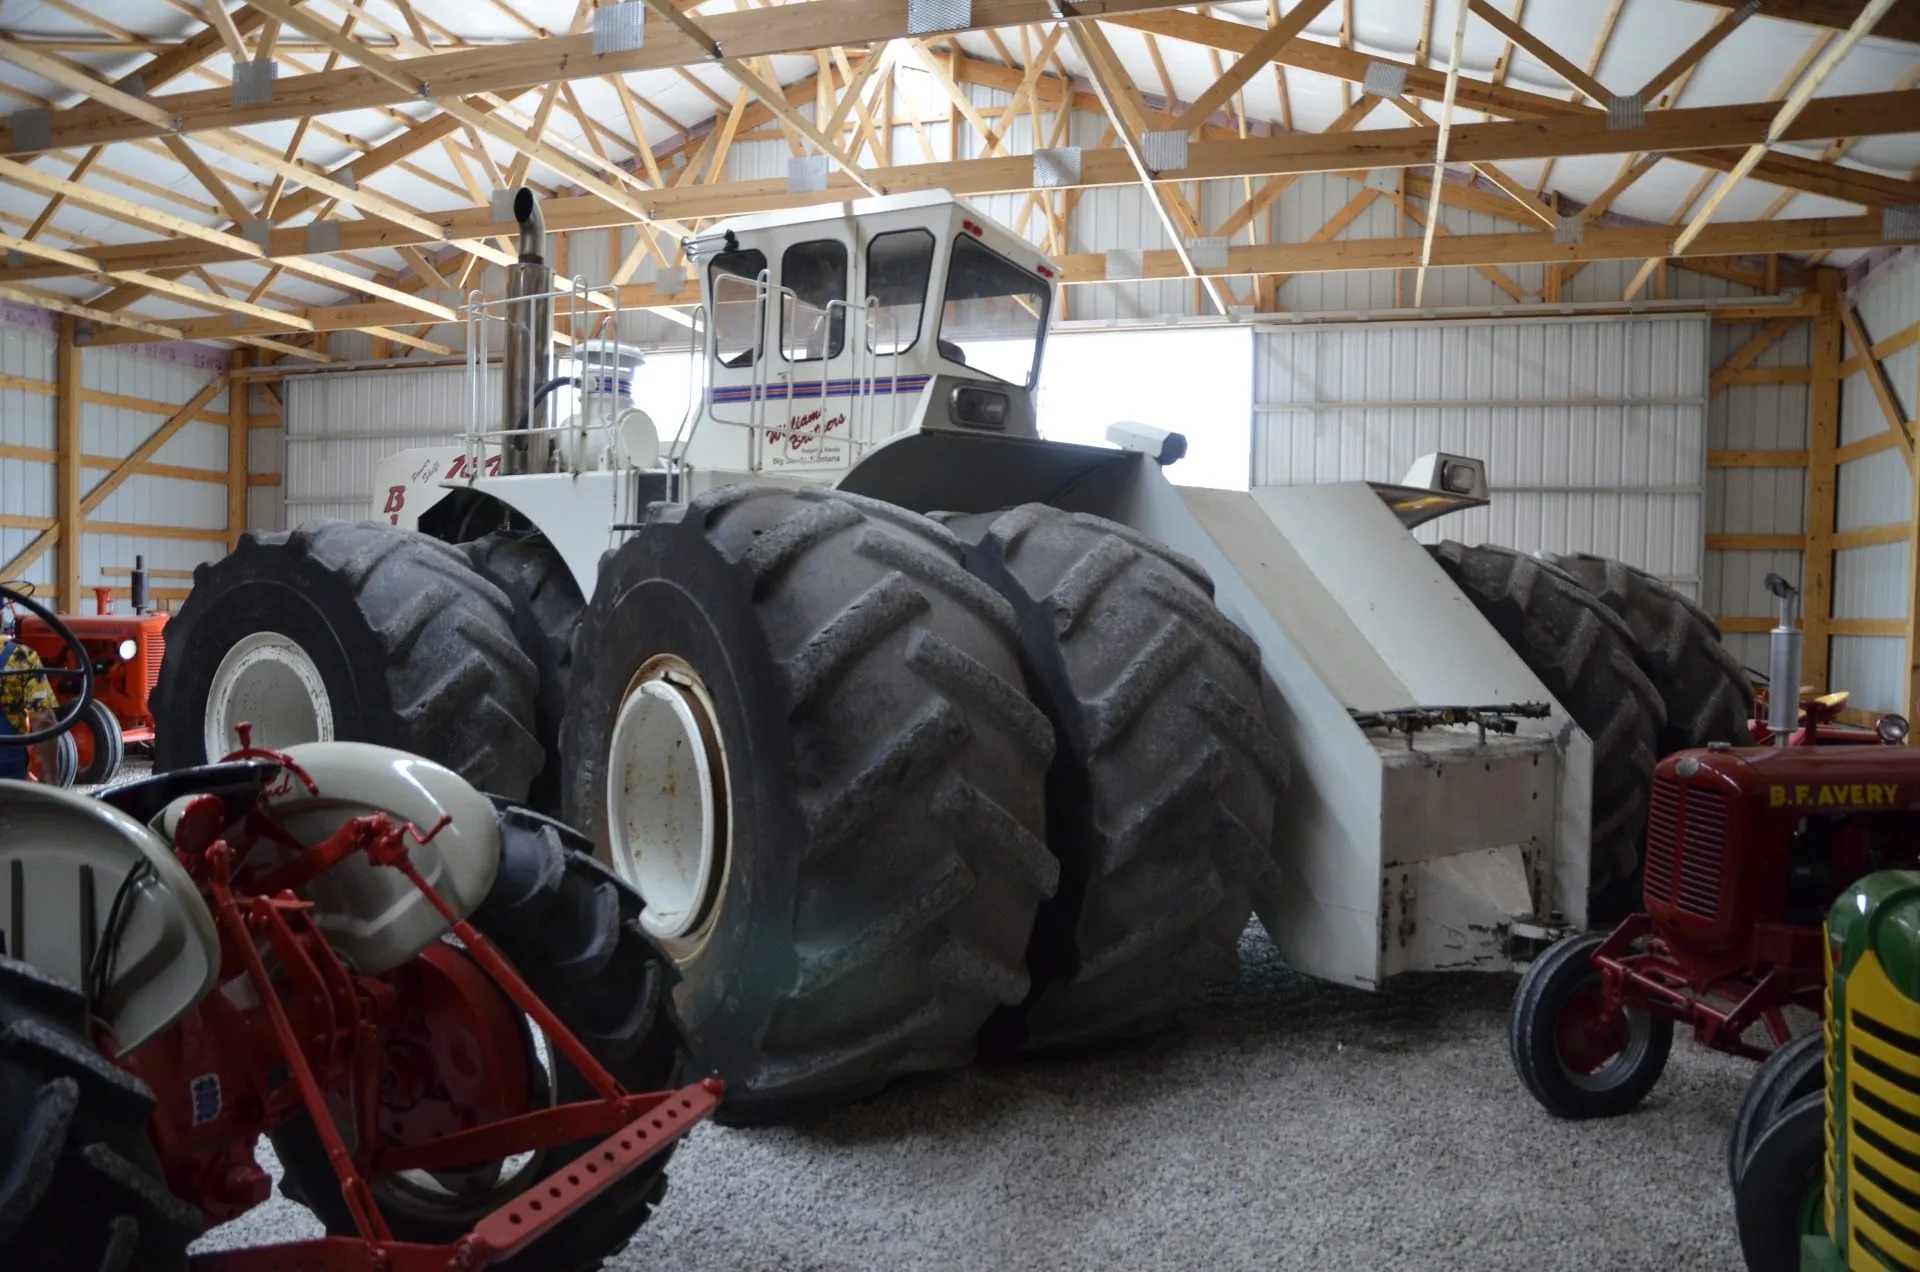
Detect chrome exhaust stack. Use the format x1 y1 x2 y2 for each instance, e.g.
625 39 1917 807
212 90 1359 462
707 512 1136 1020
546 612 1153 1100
503 188 554 474
1765 572 1802 745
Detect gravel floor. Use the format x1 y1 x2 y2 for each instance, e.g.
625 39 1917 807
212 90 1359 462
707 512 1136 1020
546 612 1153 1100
194 924 1749 1271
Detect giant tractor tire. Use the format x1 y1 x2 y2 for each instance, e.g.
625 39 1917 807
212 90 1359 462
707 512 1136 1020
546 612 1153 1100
464 533 585 816
1545 553 1753 753
0 956 202 1271
563 486 1058 1121
946 505 1288 1053
273 805 682 1271
1431 542 1665 917
153 522 545 802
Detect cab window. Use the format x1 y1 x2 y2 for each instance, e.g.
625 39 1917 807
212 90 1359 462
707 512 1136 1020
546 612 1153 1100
865 229 934 357
709 248 767 368
780 239 848 362
937 235 1048 388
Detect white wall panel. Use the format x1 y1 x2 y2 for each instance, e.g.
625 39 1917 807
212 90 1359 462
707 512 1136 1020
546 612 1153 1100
1252 313 1708 589
1830 251 1920 710
285 367 488 524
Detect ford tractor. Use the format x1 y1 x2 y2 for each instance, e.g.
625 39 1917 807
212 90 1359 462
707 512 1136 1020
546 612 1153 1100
150 188 1751 1120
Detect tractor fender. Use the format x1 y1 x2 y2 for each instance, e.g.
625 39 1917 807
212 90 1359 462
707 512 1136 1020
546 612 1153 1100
0 781 219 1052
250 742 502 974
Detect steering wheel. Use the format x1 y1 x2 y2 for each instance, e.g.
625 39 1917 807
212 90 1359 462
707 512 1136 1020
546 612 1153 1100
0 582 93 746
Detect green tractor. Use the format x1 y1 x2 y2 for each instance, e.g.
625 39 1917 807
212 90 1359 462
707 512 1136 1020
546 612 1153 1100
1731 870 1920 1271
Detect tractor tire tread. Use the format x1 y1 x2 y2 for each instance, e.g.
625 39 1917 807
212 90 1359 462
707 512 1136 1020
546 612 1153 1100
1432 542 1664 899
1546 552 1753 752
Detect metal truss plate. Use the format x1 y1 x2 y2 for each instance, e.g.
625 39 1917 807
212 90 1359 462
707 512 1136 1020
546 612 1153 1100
652 265 688 297
907 0 971 35
1033 146 1081 188
490 188 516 223
241 221 274 250
1607 93 1644 131
1187 235 1228 270
1362 61 1407 99
9 109 49 153
306 221 341 253
1104 250 1145 281
592 2 647 55
787 154 829 194
1553 215 1583 246
1363 168 1399 193
231 58 277 108
1884 205 1920 242
1141 130 1189 173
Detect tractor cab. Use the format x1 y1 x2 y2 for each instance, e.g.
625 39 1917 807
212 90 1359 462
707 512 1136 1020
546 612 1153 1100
675 190 1059 477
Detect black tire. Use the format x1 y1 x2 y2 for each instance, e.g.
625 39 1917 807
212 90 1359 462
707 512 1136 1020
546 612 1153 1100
1734 1091 1826 1272
0 956 201 1270
1432 542 1665 911
1545 553 1753 753
948 505 1287 1052
152 521 544 801
36 730 78 788
274 806 683 1271
563 486 1057 1120
1728 1031 1825 1191
74 697 125 786
1509 931 1674 1119
464 533 585 816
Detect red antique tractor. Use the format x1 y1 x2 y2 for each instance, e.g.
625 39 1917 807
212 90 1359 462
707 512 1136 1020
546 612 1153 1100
6 557 169 784
0 582 718 1270
1510 573 1920 1121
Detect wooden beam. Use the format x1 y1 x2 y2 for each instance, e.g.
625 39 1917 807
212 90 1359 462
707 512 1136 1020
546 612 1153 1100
1112 9 1919 206
1686 0 1920 45
1 0 1199 155
1709 316 1798 393
1623 0 1899 299
1466 0 1609 103
1173 0 1334 133
1707 534 1806 551
227 350 249 548
1638 2 1758 101
1708 449 1809 468
1806 272 1844 691
1831 523 1909 550
54 317 79 609
1840 304 1916 468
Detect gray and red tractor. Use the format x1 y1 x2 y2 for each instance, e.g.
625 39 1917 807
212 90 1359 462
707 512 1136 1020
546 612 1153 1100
0 580 716 1270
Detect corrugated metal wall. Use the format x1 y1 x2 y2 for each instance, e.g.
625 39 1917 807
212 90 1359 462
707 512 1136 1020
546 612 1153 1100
1706 319 1810 674
284 366 486 524
1251 313 1709 591
1832 251 1920 711
0 314 236 606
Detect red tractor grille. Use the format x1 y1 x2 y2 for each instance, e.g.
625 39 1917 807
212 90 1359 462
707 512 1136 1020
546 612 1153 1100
1643 778 1727 920
145 629 165 691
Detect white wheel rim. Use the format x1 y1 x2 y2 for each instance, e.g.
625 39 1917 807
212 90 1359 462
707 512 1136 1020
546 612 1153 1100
605 655 729 947
203 630 334 759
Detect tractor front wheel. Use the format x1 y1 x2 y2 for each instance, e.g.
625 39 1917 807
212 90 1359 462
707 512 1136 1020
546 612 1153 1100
73 697 125 786
1733 1091 1827 1272
272 805 683 1271
1510 932 1674 1119
152 522 544 801
1728 1030 1825 1190
0 956 202 1270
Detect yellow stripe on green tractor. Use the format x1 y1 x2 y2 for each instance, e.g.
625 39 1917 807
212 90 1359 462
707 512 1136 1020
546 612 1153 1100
1814 870 1920 1270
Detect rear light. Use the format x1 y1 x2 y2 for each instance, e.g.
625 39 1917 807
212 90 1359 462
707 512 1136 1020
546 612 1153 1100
950 386 1009 431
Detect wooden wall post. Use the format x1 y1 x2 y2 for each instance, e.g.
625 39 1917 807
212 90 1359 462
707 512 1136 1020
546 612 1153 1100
1804 269 1843 693
226 350 250 549
55 315 81 610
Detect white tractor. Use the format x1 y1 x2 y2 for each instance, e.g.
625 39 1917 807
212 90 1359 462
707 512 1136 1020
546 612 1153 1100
152 188 1751 1120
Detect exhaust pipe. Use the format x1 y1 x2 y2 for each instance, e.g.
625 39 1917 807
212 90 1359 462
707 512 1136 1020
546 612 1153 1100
1765 572 1802 745
503 187 554 474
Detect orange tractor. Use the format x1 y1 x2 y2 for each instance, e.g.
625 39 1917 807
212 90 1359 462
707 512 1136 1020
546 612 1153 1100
6 556 168 785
